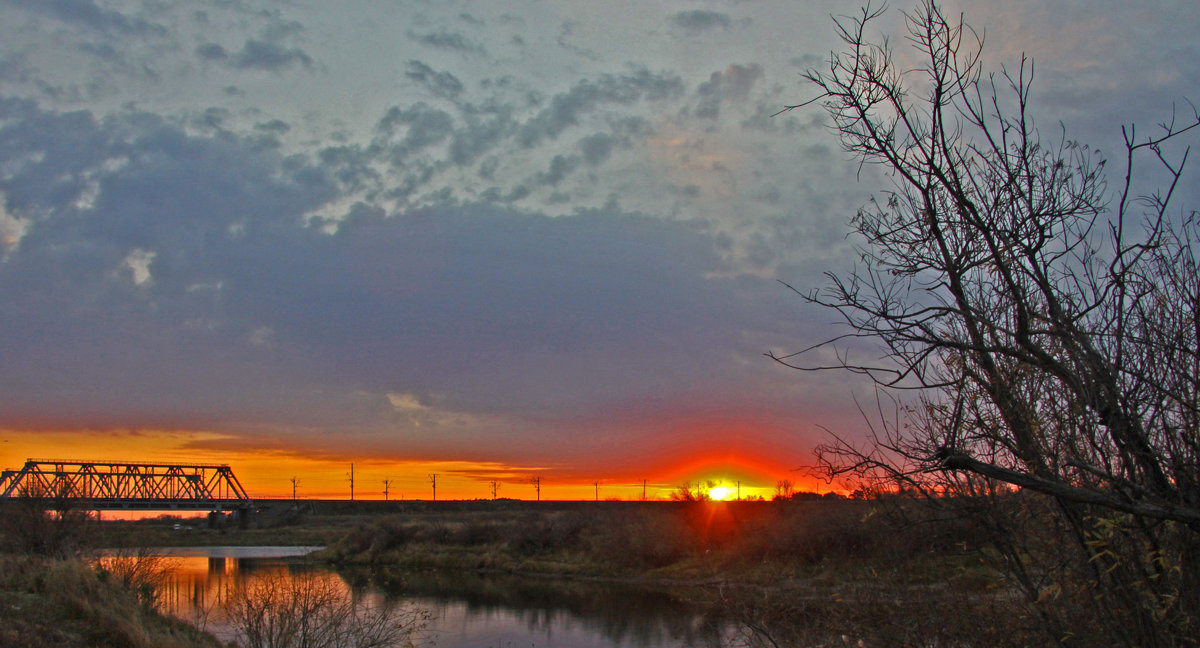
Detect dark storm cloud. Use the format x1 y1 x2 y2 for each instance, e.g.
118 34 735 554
404 60 465 100
5 0 167 37
669 10 732 34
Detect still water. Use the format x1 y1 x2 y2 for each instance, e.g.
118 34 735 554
130 547 737 648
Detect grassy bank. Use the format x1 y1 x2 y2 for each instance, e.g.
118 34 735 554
320 499 999 589
320 499 1028 646
0 554 226 648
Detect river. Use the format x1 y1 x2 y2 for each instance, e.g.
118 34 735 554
117 546 739 648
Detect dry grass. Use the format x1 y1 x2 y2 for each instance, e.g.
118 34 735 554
0 554 226 648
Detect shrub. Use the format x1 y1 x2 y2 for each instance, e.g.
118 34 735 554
226 571 429 648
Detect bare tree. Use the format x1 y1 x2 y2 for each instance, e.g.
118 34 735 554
775 1 1199 644
0 483 93 557
774 479 794 501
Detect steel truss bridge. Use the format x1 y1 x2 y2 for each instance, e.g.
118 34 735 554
0 459 253 510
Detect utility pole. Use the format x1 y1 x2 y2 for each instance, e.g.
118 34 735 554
594 480 599 502
290 476 299 502
490 480 500 500
641 479 647 501
347 463 355 501
428 473 437 501
529 475 541 501
736 481 741 501
382 479 392 501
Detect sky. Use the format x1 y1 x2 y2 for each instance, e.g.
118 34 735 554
1 0 1197 500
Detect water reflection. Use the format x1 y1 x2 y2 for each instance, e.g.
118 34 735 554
383 570 732 648
161 554 340 636
115 548 735 648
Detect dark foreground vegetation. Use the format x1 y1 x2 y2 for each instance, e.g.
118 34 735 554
4 490 1195 647
320 497 1036 647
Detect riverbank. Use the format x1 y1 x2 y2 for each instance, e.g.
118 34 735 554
319 499 988 585
0 553 226 648
7 497 1034 647
315 499 1024 646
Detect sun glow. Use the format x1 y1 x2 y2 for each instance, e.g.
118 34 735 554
708 486 734 501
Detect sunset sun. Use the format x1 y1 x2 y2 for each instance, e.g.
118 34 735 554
708 485 734 501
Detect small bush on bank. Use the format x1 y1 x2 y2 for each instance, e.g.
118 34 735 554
227 572 428 648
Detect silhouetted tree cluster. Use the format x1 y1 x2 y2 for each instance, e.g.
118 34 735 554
0 485 93 557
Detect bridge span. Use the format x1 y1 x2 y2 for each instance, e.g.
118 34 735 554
0 459 253 510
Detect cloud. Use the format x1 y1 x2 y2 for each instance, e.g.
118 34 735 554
516 67 684 148
0 191 29 256
404 60 465 100
375 103 455 160
196 43 229 62
0 94 830 447
577 133 615 166
228 39 314 71
408 29 484 55
448 108 516 166
197 39 314 71
694 64 763 119
532 154 580 186
5 0 167 37
670 10 732 34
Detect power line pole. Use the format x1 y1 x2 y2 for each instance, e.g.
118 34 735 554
529 475 541 501
428 473 437 501
290 476 299 502
382 479 392 501
347 463 355 501
594 480 599 502
490 480 500 500
642 479 647 501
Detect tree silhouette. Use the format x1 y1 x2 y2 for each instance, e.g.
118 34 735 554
776 1 1199 644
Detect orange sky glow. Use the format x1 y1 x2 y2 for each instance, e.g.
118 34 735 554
1 427 828 502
